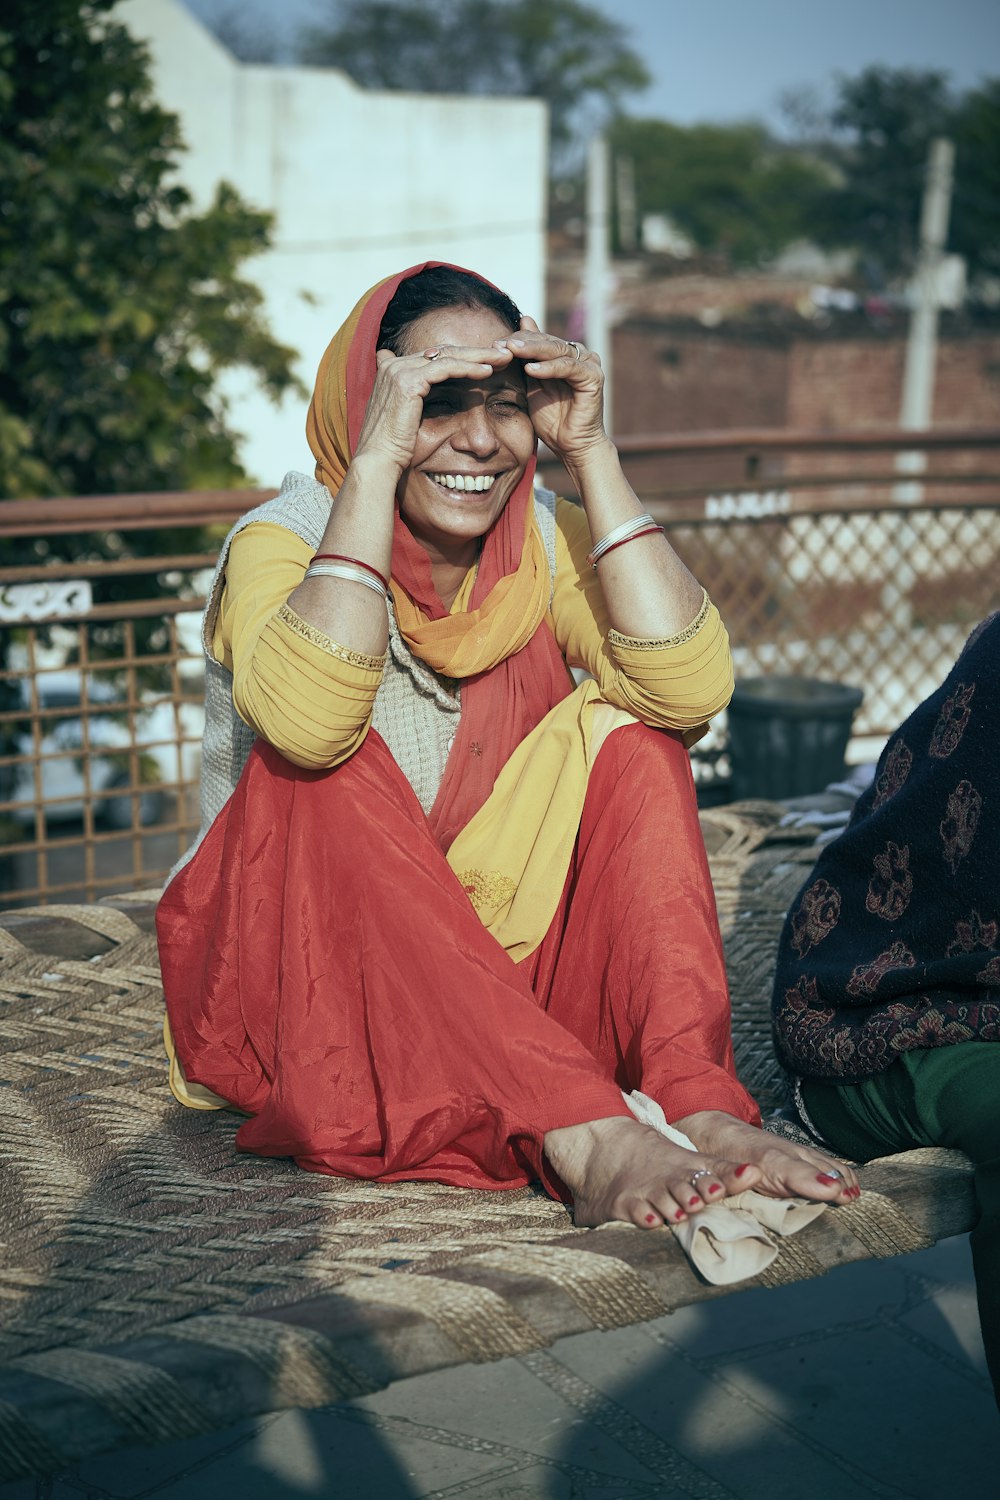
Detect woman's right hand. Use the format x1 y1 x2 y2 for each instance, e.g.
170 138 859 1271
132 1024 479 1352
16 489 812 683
353 344 514 475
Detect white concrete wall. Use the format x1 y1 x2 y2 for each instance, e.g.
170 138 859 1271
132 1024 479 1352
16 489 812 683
123 0 549 483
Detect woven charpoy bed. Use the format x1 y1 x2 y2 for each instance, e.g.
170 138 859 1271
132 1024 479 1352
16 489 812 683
0 802 976 1482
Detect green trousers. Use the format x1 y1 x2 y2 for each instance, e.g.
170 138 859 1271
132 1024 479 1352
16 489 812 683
801 1042 1000 1402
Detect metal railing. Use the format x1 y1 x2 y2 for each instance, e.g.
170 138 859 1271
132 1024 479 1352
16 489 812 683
2 427 999 905
0 492 270 908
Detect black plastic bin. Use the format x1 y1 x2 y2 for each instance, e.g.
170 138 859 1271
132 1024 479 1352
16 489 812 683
726 676 864 802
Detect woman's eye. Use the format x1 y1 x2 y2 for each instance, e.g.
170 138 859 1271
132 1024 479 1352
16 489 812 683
423 397 455 415
491 400 527 415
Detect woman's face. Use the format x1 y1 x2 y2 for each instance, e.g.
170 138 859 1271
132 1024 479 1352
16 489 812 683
395 304 534 558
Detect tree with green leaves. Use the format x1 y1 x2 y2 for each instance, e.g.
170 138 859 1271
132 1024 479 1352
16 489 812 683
818 66 1000 288
195 2 283 65
298 0 649 158
0 0 305 764
825 67 957 281
608 118 836 266
951 79 1000 283
632 67 1000 284
0 0 300 503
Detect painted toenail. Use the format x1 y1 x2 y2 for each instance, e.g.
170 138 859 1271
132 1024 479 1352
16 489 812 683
708 1183 721 1194
734 1163 751 1177
847 1186 861 1198
674 1209 686 1221
817 1173 840 1184
688 1196 700 1206
645 1213 658 1224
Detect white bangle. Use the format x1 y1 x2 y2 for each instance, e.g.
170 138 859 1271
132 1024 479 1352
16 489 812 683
587 513 658 569
304 562 388 599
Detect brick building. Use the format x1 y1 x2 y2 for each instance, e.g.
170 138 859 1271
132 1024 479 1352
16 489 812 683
610 319 1000 437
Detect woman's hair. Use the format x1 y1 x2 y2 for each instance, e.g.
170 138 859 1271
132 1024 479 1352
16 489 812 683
377 267 522 355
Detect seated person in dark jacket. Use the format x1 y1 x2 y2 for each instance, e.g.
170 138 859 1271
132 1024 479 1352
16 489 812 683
772 612 1000 1401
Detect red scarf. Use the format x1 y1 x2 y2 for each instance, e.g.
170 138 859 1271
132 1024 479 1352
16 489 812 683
307 262 571 850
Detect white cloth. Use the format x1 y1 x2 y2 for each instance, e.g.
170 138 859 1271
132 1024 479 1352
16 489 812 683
622 1091 826 1286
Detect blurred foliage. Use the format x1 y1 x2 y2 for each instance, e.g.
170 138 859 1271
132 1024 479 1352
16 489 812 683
827 68 951 281
200 3 281 64
933 77 1000 284
608 68 1000 283
0 0 305 692
608 119 836 266
297 0 649 157
0 0 301 511
951 79 1000 282
810 67 1000 286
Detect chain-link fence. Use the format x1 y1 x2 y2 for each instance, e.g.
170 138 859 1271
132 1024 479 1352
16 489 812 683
666 498 1000 787
2 429 998 903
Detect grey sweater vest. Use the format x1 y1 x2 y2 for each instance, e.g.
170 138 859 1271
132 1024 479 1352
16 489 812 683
177 471 558 873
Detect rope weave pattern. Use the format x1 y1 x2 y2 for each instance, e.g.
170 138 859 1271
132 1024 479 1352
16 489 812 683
467 1246 667 1330
161 1314 376 1403
0 806 977 1479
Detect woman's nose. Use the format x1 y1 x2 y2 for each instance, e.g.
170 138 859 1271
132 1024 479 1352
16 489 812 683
451 403 499 457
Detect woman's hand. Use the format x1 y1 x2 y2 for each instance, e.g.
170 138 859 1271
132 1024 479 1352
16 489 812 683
498 315 610 473
354 343 515 475
502 317 706 640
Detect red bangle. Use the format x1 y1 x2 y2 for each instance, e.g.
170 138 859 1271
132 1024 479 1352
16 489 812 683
590 525 663 567
311 554 390 592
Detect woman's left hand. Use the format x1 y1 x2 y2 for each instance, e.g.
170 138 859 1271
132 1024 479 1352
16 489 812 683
498 316 609 472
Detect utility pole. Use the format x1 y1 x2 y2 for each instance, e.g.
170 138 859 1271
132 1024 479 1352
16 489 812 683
886 137 955 646
585 133 612 434
895 137 955 502
615 154 637 255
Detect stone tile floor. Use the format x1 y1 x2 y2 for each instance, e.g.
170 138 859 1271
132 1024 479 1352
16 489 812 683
2 1236 996 1500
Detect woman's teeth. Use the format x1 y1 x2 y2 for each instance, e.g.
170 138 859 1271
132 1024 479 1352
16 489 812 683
428 473 495 492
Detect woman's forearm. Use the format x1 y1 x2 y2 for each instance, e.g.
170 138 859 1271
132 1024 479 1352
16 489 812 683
565 439 704 639
285 452 399 657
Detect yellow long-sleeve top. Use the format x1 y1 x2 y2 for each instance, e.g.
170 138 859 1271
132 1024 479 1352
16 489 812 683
214 497 734 770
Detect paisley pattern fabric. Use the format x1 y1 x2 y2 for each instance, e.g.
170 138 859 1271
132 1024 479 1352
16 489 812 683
772 614 1000 1081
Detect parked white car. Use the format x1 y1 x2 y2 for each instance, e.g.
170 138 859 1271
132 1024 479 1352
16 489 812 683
8 671 169 828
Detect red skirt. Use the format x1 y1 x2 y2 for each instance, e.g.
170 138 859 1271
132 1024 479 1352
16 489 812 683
157 724 758 1196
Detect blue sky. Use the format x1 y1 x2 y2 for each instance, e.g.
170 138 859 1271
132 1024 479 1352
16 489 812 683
182 0 1000 128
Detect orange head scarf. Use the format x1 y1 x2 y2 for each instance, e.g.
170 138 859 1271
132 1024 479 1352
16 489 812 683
306 262 572 849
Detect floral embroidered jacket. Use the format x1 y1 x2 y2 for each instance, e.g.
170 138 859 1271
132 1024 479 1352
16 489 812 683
771 612 1000 1082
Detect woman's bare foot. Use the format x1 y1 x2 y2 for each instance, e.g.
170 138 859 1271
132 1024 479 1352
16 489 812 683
674 1110 860 1205
544 1115 763 1229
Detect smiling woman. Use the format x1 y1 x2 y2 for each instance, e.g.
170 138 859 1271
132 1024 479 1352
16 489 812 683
156 261 859 1230
389 305 535 578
